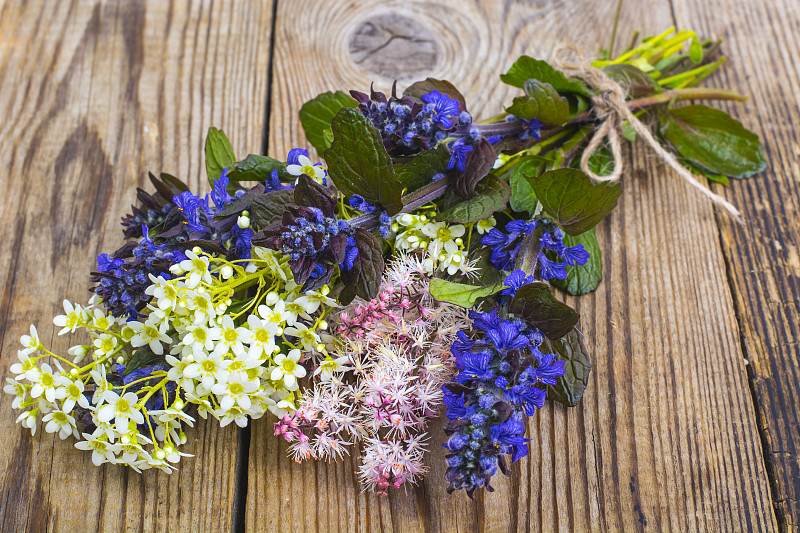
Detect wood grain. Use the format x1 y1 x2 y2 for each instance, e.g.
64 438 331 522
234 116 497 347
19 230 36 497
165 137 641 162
248 0 777 531
0 1 272 531
671 0 800 530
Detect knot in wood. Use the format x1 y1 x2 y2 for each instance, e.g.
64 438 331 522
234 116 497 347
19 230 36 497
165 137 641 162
349 14 438 79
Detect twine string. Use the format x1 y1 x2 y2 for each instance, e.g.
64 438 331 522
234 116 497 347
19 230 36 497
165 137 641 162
551 44 742 222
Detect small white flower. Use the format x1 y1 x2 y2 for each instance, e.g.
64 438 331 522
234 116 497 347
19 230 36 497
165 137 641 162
93 333 118 357
174 250 213 288
61 377 89 412
16 411 38 435
145 274 183 311
42 409 78 440
9 350 36 377
185 290 216 322
476 216 496 234
90 366 110 404
218 408 250 428
244 315 278 359
4 378 27 409
182 322 220 353
53 300 84 335
212 372 259 411
270 349 307 390
214 315 249 357
129 319 171 355
19 325 40 356
285 154 327 184
165 354 196 394
97 390 145 433
283 324 321 352
258 299 295 328
27 363 67 403
75 431 120 466
183 351 228 391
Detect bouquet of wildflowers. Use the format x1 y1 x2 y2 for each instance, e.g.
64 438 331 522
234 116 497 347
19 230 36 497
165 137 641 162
5 29 765 496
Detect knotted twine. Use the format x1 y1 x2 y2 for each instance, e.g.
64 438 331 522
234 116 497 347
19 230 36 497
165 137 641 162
550 44 743 222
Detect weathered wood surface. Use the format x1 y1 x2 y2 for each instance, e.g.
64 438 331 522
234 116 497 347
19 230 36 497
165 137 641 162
0 1 272 531
0 0 796 531
248 0 777 532
671 0 800 529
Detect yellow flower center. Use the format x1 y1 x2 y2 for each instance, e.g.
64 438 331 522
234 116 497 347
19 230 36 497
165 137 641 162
300 164 315 176
256 330 270 343
224 330 238 343
229 383 245 395
116 398 131 413
281 359 297 373
202 360 216 373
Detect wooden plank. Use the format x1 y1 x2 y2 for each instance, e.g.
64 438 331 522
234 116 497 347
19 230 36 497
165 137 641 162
248 0 777 531
0 1 273 531
670 0 800 529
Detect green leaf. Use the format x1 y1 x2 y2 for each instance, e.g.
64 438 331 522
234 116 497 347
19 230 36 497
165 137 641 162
549 229 602 295
215 185 266 218
205 127 237 187
530 168 622 236
500 56 591 96
509 156 546 214
340 228 384 300
544 327 592 407
689 36 703 63
249 189 296 229
659 104 766 178
509 282 580 340
438 175 510 224
325 108 403 215
299 91 358 155
601 64 662 98
394 145 450 192
505 79 569 126
429 278 504 308
403 78 467 112
228 154 285 182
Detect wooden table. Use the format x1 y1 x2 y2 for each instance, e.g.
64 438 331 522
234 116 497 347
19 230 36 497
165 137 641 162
0 1 797 531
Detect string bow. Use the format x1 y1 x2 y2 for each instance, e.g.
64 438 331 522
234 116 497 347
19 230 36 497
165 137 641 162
551 44 742 222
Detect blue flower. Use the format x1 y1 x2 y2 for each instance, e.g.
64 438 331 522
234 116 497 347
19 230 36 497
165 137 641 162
505 384 546 415
521 352 566 386
452 330 477 358
229 224 255 260
490 417 529 462
562 244 589 266
265 169 293 192
287 148 309 165
348 194 376 214
210 169 234 211
172 191 207 233
469 309 503 333
519 118 543 140
486 320 530 351
97 253 125 274
446 139 473 171
421 90 460 129
501 269 536 296
341 235 359 271
538 255 568 280
456 351 495 384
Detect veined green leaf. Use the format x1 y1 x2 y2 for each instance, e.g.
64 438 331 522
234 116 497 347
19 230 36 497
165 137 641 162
325 108 403 215
530 168 621 236
505 79 569 126
438 175 510 224
545 327 592 407
501 55 591 96
659 104 766 178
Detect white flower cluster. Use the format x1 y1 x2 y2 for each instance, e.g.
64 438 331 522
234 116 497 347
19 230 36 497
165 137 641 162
393 213 481 276
4 246 335 473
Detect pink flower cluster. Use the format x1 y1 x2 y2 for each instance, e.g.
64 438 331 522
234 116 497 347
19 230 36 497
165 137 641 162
275 254 471 495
